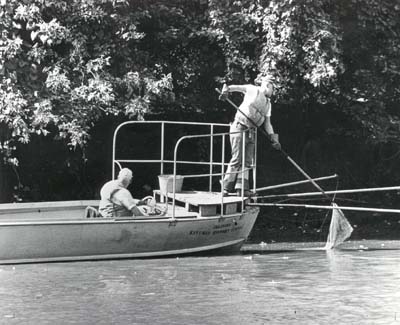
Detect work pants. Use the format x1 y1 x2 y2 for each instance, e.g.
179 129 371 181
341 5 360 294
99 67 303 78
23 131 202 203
222 121 255 192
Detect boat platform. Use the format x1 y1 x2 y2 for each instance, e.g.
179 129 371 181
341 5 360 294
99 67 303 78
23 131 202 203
154 190 249 217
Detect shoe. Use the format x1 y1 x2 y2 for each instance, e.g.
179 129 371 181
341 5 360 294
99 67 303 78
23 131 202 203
224 189 237 196
220 180 235 196
236 189 251 197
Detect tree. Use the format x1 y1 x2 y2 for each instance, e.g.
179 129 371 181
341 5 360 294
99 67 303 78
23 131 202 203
207 0 400 186
0 0 224 201
2 0 400 202
0 0 176 165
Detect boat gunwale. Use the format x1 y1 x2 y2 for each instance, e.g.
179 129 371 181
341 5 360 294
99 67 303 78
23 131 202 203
0 200 99 215
0 207 259 227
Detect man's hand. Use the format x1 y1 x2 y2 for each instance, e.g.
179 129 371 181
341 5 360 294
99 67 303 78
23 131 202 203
138 196 155 206
136 200 146 206
269 133 281 151
218 84 229 101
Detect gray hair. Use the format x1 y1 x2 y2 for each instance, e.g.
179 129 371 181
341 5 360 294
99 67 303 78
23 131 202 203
118 168 133 184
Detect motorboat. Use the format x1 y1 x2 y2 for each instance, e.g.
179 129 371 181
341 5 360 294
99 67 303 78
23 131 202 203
0 121 260 264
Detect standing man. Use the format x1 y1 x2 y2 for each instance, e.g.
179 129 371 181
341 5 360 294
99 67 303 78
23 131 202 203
99 168 146 217
219 76 281 196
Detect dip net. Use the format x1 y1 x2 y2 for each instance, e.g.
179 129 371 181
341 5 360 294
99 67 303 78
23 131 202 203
324 203 353 249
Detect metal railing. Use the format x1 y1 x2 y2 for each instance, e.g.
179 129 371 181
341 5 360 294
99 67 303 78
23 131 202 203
112 121 257 218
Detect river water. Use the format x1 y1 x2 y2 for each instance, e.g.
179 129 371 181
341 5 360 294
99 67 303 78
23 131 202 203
1 242 400 325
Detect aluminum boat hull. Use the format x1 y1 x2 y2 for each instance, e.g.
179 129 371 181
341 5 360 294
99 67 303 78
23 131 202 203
0 200 259 264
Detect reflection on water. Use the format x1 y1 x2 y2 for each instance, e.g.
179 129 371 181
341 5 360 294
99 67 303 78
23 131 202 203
1 243 400 324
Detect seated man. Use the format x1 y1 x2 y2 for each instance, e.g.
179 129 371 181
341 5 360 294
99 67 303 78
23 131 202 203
99 168 145 218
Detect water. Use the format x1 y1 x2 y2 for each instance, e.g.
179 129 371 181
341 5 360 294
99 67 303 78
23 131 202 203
1 243 400 325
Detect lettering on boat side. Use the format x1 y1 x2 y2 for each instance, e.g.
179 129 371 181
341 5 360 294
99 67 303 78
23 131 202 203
212 225 243 235
211 229 230 235
189 230 211 236
230 225 243 232
213 223 231 230
188 223 243 236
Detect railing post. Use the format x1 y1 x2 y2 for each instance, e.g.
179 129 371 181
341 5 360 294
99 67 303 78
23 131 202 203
221 134 226 216
160 122 165 175
209 125 214 192
241 130 246 212
253 128 257 194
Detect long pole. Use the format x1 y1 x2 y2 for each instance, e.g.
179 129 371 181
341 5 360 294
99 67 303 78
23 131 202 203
215 88 329 198
248 202 400 214
255 174 338 192
258 185 400 199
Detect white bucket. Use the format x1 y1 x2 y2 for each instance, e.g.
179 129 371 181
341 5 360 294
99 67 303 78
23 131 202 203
158 175 184 194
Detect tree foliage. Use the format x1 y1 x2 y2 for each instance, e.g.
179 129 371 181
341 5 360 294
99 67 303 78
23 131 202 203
1 0 400 201
210 0 400 144
0 0 186 166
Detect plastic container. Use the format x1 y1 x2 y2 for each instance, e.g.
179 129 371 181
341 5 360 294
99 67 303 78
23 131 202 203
158 175 184 194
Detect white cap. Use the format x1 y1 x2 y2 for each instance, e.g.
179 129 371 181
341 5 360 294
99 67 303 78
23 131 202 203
118 168 133 181
255 75 275 86
261 75 275 86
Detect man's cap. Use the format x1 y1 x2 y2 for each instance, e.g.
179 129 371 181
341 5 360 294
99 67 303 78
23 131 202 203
118 168 133 180
255 75 275 86
261 75 275 86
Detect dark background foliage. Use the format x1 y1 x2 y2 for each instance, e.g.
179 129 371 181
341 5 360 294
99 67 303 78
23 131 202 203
1 0 400 215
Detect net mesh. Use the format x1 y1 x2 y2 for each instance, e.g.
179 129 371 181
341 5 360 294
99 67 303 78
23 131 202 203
324 203 353 249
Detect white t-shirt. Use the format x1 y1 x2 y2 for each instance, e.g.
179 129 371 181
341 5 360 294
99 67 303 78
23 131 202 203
99 180 137 217
230 85 271 127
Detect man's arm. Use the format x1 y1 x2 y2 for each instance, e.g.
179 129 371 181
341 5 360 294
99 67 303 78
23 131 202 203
223 84 248 93
263 116 274 135
115 189 145 216
263 117 281 150
219 84 252 100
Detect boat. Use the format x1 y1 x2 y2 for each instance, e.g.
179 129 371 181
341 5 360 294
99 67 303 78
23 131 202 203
0 121 260 264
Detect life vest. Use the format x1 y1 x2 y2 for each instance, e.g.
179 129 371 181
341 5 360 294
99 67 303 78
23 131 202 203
235 89 271 128
99 180 131 218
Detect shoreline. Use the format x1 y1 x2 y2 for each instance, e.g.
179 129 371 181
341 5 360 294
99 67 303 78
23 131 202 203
242 239 400 252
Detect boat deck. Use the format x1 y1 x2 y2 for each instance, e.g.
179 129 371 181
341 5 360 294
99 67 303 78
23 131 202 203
154 190 245 205
154 190 247 217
